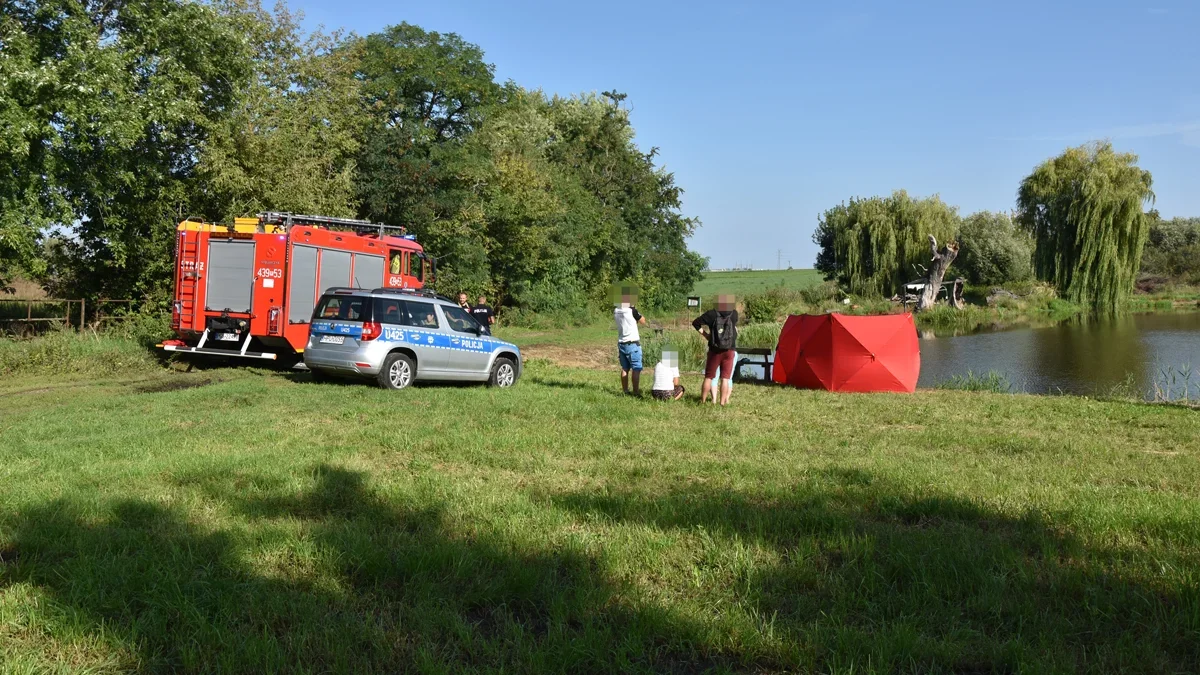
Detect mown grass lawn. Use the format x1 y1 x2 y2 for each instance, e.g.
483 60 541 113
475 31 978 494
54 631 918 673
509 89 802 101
2 361 1199 673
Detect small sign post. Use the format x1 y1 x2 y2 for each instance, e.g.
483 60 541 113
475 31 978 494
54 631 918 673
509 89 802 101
686 296 701 310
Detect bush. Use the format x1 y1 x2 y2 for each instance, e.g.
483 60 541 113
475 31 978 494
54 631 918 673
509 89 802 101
500 305 603 330
956 211 1034 286
800 280 840 305
104 307 173 348
1141 217 1200 284
742 289 786 324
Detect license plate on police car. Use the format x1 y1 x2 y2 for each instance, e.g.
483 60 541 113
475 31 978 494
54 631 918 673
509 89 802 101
216 332 239 342
319 335 345 345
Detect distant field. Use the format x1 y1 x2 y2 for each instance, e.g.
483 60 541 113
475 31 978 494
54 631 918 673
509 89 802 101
692 269 822 297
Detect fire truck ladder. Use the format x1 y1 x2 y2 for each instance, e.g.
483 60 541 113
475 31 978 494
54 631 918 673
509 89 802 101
176 234 202 327
257 212 411 239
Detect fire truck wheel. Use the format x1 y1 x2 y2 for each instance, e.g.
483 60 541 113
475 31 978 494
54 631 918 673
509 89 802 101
378 353 415 390
488 357 518 388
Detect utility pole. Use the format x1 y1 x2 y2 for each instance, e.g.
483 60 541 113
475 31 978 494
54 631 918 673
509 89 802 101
777 249 782 270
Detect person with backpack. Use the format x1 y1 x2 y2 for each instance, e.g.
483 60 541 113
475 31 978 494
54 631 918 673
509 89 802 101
693 294 738 406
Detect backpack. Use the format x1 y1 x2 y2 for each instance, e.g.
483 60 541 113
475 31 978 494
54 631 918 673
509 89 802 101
711 311 737 350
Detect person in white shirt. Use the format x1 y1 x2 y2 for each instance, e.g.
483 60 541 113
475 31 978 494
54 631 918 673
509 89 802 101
651 348 685 400
613 287 646 395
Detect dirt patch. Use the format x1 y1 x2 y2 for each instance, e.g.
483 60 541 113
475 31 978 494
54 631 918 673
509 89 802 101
134 377 214 394
523 344 612 370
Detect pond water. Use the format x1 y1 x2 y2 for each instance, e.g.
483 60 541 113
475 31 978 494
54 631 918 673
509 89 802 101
734 312 1200 400
916 312 1200 399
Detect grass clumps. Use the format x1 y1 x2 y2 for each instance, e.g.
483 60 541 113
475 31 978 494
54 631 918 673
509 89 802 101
936 370 1016 393
0 329 160 378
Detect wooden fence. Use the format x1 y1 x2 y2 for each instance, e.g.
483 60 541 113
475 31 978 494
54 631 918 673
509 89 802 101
0 298 141 335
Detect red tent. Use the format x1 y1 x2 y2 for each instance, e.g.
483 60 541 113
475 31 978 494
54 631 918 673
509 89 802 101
772 313 920 393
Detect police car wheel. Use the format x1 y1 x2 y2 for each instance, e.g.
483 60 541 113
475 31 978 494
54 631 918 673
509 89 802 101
310 368 329 384
489 358 517 388
378 353 415 390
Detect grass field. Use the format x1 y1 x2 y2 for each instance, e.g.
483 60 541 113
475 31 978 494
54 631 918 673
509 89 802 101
2 342 1200 673
691 269 823 298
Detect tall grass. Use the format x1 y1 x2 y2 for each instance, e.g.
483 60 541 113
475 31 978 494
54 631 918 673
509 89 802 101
640 323 783 372
1152 363 1196 404
935 370 1016 393
0 328 161 378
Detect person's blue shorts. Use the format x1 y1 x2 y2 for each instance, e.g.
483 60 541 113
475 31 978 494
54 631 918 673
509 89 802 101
618 342 643 372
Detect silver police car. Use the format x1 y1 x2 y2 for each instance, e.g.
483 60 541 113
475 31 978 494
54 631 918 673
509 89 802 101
303 287 521 390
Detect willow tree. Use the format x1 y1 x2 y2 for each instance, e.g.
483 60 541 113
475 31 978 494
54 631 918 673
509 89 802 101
813 191 959 296
1017 142 1154 312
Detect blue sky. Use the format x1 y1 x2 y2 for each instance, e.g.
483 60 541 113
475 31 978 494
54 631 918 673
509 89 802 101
288 0 1200 269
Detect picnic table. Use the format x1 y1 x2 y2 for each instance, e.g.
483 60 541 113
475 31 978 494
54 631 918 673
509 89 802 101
735 347 772 382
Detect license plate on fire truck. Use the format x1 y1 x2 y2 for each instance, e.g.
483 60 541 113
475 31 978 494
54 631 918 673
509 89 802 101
319 335 345 345
215 332 239 342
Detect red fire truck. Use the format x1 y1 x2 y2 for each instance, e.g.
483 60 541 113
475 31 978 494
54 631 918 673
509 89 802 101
159 212 432 362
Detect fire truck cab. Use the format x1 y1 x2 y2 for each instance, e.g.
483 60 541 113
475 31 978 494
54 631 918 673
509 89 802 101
160 212 431 362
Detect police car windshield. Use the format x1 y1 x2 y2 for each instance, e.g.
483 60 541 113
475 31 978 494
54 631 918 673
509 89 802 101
313 294 368 322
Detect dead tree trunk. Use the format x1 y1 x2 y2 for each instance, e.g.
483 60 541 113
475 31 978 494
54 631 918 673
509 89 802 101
916 235 959 312
949 278 966 309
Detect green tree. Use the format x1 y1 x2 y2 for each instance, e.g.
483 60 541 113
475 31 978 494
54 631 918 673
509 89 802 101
813 191 959 296
354 23 500 232
194 2 366 221
1017 142 1154 311
956 211 1034 286
352 25 703 312
1140 213 1200 284
2 0 260 299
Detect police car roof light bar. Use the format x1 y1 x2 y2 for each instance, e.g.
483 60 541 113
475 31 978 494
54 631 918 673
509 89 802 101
369 288 458 305
320 286 457 305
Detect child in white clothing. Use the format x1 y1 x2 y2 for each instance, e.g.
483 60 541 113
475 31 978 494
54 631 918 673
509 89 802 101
651 349 685 401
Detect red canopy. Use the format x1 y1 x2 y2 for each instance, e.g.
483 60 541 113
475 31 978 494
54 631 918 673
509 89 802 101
772 313 920 393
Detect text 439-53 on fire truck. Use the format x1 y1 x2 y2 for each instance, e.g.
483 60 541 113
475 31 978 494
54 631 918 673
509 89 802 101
157 212 433 362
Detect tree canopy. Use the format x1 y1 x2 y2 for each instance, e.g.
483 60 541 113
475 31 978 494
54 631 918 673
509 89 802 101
1140 212 1200 285
955 211 1033 286
813 191 959 296
1017 142 1154 311
0 4 704 311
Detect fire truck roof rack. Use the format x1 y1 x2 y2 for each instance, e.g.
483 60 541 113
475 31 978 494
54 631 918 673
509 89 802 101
257 212 409 238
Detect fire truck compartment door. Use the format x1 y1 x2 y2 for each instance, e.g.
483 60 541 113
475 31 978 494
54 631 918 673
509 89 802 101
319 250 352 296
289 245 318 323
206 240 255 313
353 254 385 289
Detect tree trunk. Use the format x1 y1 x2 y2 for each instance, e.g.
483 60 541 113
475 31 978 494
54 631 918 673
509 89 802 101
916 235 960 312
949 277 966 309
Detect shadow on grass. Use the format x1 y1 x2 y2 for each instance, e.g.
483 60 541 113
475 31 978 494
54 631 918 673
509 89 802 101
0 466 730 673
546 468 1200 672
4 465 1198 672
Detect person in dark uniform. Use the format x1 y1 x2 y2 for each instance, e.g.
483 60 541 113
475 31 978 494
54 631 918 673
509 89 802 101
471 295 495 333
